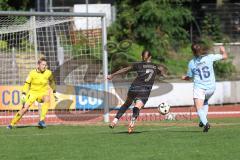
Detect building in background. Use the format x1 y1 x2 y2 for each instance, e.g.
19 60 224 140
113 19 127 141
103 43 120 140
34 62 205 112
35 0 116 28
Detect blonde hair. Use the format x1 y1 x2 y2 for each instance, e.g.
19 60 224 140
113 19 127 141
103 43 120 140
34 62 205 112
37 57 47 64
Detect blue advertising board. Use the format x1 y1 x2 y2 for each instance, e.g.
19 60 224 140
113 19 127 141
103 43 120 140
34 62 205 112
75 83 105 110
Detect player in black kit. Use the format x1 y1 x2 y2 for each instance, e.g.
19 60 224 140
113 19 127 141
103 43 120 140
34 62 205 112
107 50 167 133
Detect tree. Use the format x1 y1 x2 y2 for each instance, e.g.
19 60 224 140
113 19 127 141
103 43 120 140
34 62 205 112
201 13 224 42
0 0 13 10
0 0 31 11
108 0 193 69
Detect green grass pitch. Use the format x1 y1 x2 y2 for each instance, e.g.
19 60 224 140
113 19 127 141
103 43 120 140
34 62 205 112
0 118 240 160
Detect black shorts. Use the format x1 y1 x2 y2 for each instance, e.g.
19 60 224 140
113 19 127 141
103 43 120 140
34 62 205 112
127 90 151 105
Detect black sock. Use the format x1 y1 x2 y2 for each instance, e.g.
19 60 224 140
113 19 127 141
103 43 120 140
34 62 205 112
132 107 140 119
115 105 129 119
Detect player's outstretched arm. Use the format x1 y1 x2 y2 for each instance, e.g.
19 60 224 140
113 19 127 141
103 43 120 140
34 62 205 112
220 46 228 60
181 75 191 81
157 64 168 77
22 72 32 94
49 72 56 92
107 66 132 80
49 72 58 101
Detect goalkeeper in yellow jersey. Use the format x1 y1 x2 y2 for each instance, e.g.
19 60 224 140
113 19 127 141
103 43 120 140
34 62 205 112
7 57 56 129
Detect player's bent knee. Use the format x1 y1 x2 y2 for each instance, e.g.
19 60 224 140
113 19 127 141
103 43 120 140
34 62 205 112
43 95 50 103
194 98 204 105
134 102 143 109
134 102 144 109
20 106 29 114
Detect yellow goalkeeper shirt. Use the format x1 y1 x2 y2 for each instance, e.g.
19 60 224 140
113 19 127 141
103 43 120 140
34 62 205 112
22 69 56 94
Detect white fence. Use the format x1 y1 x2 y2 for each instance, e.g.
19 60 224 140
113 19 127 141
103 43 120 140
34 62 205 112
144 81 240 107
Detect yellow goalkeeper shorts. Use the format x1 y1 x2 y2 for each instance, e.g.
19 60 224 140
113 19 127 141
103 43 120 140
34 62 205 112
25 90 50 105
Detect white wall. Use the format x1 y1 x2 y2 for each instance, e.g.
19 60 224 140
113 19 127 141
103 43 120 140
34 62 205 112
110 81 240 108
143 81 239 107
73 4 112 30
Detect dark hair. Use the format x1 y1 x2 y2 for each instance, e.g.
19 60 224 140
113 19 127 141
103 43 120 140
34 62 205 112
141 50 152 57
192 37 211 57
191 43 201 56
38 57 47 64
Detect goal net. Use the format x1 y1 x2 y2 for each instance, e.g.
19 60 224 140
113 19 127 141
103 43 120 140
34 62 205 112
0 12 108 125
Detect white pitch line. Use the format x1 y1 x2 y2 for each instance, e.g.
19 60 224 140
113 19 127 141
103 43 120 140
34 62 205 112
0 114 103 119
1 111 240 119
110 111 240 116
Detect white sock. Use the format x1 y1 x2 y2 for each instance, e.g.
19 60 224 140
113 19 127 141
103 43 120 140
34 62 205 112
113 118 119 124
129 117 136 127
197 108 208 125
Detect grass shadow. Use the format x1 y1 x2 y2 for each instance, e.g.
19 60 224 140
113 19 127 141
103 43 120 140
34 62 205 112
16 125 46 130
113 131 143 134
16 125 37 129
111 129 156 134
166 130 202 133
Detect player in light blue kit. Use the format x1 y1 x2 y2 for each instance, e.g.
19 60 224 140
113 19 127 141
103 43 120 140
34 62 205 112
182 41 228 132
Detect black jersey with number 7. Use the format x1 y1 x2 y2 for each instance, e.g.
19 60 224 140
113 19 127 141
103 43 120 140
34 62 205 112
129 62 161 93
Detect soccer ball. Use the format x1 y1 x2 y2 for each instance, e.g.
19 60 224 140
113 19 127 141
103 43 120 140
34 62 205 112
158 102 170 115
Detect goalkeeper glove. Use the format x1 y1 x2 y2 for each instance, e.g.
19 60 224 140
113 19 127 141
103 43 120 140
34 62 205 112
53 91 58 102
21 93 26 104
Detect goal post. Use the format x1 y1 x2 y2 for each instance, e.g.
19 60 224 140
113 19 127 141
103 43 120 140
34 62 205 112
0 11 109 125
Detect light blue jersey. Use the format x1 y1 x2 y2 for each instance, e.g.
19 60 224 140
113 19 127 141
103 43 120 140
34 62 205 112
187 54 223 90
